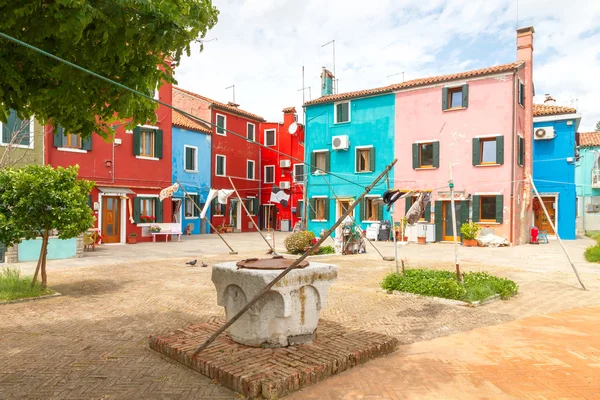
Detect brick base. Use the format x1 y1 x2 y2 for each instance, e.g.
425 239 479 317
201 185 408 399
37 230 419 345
149 319 398 399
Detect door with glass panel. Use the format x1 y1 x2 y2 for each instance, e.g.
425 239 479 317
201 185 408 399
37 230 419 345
102 196 121 243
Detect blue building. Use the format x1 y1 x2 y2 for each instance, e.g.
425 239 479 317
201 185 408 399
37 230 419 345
532 100 581 239
303 68 395 236
575 132 600 233
172 112 212 235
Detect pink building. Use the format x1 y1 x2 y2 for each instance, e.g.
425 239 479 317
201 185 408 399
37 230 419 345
394 27 535 245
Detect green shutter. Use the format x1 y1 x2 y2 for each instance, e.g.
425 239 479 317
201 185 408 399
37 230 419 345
461 84 469 108
496 135 504 165
154 129 163 159
54 126 64 147
369 147 375 172
518 136 525 167
133 127 141 156
193 195 201 217
405 197 412 214
472 138 480 166
155 199 164 223
434 201 443 242
424 202 431 222
442 87 449 110
88 194 93 209
377 203 384 220
211 198 218 216
360 198 367 221
495 195 504 224
432 141 440 168
471 195 480 222
412 143 419 169
133 197 141 223
253 198 259 216
297 200 303 218
309 199 316 220
82 135 92 151
324 198 330 220
311 152 316 174
325 151 331 173
460 200 470 240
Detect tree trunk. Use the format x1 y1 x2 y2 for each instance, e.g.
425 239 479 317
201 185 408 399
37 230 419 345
41 230 49 290
31 230 50 289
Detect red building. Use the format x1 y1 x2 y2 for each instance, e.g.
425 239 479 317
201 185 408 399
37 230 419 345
172 87 265 232
259 107 305 231
44 82 174 243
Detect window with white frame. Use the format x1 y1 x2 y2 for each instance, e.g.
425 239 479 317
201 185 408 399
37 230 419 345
247 123 255 142
264 165 275 184
247 160 255 180
334 101 350 123
184 145 198 172
1 109 33 148
216 114 226 135
265 129 276 146
185 194 199 218
293 164 304 183
216 154 226 176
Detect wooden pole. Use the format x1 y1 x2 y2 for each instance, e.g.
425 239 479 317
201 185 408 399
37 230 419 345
527 173 586 290
193 159 398 355
228 177 278 255
175 180 237 255
449 162 461 283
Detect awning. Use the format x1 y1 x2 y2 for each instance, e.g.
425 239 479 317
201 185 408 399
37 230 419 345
97 186 136 195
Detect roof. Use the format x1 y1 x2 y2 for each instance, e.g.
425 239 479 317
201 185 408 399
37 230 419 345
304 61 525 106
533 103 577 117
172 111 211 133
282 107 296 114
579 132 600 147
173 87 265 122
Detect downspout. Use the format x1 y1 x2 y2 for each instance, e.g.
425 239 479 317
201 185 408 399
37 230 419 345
510 70 517 245
258 123 262 230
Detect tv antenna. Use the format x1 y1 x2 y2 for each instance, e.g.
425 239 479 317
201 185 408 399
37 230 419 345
225 85 235 103
387 72 405 82
321 40 336 93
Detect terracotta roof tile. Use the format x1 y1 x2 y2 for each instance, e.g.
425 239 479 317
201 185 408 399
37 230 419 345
173 87 265 122
579 132 600 147
304 61 525 106
533 103 577 117
172 111 211 133
282 107 296 114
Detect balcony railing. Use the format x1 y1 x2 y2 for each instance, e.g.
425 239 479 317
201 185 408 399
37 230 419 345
592 169 600 189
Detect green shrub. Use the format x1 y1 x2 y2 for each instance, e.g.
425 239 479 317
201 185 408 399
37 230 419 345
584 244 600 263
317 245 335 255
381 269 518 302
460 222 480 240
0 267 54 302
284 231 316 254
585 231 600 242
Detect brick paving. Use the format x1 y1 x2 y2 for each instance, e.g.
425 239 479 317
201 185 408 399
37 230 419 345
1 241 600 399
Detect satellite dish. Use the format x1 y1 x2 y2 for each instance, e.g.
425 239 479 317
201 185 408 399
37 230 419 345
288 122 298 134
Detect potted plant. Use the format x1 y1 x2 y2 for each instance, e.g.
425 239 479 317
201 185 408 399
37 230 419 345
460 222 480 247
140 215 155 223
150 225 161 233
127 233 137 244
216 224 223 233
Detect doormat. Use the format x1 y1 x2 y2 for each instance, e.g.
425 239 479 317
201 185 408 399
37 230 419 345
149 319 398 399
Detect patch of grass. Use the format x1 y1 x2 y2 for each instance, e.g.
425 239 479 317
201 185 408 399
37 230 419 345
585 231 600 242
0 267 55 302
584 244 600 263
381 269 518 303
316 245 335 255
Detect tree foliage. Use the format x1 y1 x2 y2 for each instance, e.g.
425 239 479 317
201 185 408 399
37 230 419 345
0 165 94 288
595 120 600 132
0 1 219 138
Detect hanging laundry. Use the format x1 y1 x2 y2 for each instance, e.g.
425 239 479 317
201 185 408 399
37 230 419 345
270 185 290 208
383 189 412 211
159 183 179 201
405 192 431 224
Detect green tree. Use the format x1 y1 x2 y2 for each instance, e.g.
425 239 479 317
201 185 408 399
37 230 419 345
595 121 600 132
0 1 219 139
0 165 94 289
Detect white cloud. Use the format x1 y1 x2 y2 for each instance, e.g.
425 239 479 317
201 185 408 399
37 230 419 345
176 0 600 130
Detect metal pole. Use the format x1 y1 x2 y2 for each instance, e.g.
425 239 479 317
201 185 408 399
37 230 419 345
391 203 399 273
528 173 586 290
175 180 237 255
449 162 461 283
193 159 397 355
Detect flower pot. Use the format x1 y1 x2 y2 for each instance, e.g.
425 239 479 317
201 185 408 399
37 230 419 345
401 236 409 242
127 236 137 244
417 236 426 245
463 239 478 247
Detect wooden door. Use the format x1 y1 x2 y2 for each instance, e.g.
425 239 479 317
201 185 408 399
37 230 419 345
442 201 462 241
102 196 121 243
263 205 275 230
534 197 556 235
338 199 354 219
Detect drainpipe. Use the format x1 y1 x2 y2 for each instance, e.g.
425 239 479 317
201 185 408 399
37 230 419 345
509 70 517 245
258 127 262 230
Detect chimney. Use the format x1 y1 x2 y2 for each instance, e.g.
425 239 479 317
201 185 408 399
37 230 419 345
320 67 335 96
543 93 556 105
227 101 239 108
282 107 297 126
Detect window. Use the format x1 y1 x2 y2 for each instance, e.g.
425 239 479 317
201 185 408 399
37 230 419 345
518 135 525 167
311 151 329 174
216 154 226 176
1 109 32 148
185 194 199 218
247 160 255 180
184 145 197 172
264 165 275 184
472 194 503 224
141 198 155 218
356 147 374 173
140 129 155 157
518 80 525 107
442 85 468 110
133 126 162 158
419 143 434 167
472 136 504 166
63 133 82 149
211 198 225 216
134 196 163 223
310 198 328 220
216 114 226 135
412 141 439 169
294 164 304 183
246 197 258 216
362 197 382 221
335 101 350 123
247 123 255 142
265 129 276 146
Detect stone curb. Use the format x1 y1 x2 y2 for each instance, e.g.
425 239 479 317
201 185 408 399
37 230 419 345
0 292 62 306
380 289 502 307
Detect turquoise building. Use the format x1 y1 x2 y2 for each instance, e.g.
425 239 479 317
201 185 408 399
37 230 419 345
532 101 580 239
576 131 600 233
171 113 212 235
303 68 395 236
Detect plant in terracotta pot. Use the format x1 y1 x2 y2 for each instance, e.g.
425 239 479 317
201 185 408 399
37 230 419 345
127 233 137 244
460 222 480 247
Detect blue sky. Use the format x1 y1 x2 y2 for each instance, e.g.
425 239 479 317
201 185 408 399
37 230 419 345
176 0 600 131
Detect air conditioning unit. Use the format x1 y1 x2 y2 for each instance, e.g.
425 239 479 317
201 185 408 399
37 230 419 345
280 181 291 189
332 135 350 151
534 127 555 140
279 159 291 168
586 204 600 213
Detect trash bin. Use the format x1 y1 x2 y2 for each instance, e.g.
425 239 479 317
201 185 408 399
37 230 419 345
378 220 391 241
280 219 290 232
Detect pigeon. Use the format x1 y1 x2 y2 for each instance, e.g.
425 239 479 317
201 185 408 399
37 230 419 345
186 259 197 266
200 262 208 268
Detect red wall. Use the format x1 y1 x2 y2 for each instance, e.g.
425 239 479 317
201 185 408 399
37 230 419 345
259 110 305 231
45 82 173 242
